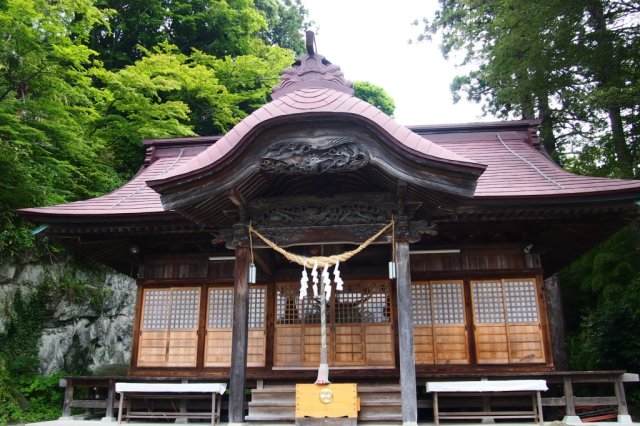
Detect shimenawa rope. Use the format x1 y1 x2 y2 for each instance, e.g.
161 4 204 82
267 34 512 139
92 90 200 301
248 220 394 268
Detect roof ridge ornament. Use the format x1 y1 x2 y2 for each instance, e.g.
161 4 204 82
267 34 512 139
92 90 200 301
272 31 354 99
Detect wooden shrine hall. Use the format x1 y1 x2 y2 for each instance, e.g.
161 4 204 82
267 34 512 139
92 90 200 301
19 34 640 425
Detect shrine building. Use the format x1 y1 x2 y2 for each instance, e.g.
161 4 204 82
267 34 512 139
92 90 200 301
19 34 640 425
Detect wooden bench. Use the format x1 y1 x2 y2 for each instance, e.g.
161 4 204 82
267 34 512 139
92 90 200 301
426 379 547 426
115 382 227 425
59 376 122 421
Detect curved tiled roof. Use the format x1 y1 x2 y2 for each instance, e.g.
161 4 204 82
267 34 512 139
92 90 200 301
422 128 640 198
19 121 640 219
148 87 482 190
20 144 207 217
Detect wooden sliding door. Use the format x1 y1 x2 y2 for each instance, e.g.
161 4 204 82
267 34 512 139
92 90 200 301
274 281 394 368
137 287 200 367
412 281 470 365
205 286 266 367
471 278 545 364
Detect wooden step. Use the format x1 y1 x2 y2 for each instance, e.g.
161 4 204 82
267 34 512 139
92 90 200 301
247 382 403 424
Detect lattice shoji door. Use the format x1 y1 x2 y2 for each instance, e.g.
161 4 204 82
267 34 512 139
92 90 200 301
274 283 307 367
333 282 394 366
137 287 200 367
412 281 469 365
273 282 393 368
359 282 394 366
471 278 545 364
504 279 545 363
205 286 266 367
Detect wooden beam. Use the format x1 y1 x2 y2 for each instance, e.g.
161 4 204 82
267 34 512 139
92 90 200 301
395 239 418 426
229 246 250 424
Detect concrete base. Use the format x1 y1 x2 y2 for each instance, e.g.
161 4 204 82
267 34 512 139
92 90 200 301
99 417 116 423
563 415 583 424
402 422 418 426
226 423 247 426
295 418 357 426
619 415 633 424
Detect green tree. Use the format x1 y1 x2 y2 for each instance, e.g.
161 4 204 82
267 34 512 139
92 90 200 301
254 0 309 54
89 0 307 69
0 0 121 255
354 81 395 117
92 42 294 177
89 0 167 70
421 0 640 176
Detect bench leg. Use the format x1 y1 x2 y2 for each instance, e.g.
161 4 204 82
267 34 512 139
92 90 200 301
102 381 116 422
481 395 495 424
211 393 216 426
117 393 124 424
433 393 440 426
536 391 544 426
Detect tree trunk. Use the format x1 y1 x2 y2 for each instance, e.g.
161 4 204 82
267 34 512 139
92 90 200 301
536 91 559 162
586 0 633 177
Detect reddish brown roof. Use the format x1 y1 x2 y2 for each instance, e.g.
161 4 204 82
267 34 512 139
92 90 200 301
147 86 483 191
415 123 640 199
20 142 210 217
20 120 640 221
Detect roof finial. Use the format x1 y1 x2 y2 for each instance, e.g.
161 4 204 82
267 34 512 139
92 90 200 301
271 31 354 99
306 30 316 55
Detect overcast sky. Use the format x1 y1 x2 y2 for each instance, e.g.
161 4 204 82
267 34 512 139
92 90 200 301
300 0 497 126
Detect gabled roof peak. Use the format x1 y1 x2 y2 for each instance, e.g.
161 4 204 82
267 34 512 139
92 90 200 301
272 31 354 99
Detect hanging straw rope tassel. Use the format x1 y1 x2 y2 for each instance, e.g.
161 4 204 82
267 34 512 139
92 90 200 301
248 221 394 268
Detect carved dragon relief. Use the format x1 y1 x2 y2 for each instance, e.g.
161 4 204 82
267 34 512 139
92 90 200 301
217 194 437 248
259 136 369 174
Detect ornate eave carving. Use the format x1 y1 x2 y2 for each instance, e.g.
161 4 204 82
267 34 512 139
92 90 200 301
259 136 368 174
218 193 432 248
249 194 394 228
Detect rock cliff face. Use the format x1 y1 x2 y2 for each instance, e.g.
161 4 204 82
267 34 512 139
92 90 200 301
0 259 136 375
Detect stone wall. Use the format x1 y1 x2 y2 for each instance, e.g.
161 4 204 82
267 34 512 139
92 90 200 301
0 259 136 375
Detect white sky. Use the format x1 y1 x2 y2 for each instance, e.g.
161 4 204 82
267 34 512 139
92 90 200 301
301 0 496 126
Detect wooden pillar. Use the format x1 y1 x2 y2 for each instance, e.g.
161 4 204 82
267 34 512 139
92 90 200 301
395 238 418 426
229 245 250 425
544 274 568 369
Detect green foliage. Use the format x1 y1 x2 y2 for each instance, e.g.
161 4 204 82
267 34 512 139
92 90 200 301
0 281 65 424
0 285 50 377
0 0 304 250
0 0 122 255
354 81 396 117
89 0 308 69
91 42 293 176
422 0 640 176
0 361 65 424
561 226 640 412
254 0 309 54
